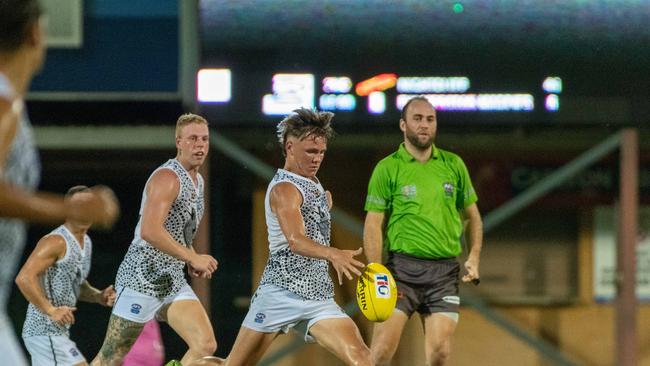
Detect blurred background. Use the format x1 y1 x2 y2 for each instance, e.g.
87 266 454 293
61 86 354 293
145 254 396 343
8 0 650 365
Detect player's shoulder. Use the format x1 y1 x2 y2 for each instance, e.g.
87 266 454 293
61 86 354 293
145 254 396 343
269 181 303 208
38 233 67 251
150 166 181 184
271 180 301 197
146 167 181 197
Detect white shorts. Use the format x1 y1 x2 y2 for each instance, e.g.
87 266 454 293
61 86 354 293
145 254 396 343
112 284 199 323
23 335 85 366
0 312 28 366
242 284 348 342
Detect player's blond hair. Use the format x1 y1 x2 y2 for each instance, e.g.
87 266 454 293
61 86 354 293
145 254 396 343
175 113 208 138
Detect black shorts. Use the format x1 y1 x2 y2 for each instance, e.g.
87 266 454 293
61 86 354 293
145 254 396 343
386 252 460 317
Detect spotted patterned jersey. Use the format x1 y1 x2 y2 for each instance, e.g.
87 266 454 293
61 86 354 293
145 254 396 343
259 169 333 300
22 225 92 337
0 72 41 310
115 159 204 298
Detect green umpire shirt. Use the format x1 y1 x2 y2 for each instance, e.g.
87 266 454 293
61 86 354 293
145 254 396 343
365 143 478 259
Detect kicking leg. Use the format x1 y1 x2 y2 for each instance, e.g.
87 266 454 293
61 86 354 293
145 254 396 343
309 317 372 366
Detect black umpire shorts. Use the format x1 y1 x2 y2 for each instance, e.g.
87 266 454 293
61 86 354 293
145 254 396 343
385 251 460 317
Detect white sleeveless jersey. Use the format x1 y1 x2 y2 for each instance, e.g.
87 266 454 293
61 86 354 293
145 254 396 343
259 169 333 300
115 159 204 298
0 72 41 309
22 225 92 337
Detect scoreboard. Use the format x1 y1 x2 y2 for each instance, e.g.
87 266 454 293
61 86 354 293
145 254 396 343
196 69 562 125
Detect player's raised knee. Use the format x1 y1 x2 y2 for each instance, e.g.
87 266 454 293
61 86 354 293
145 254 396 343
189 334 217 356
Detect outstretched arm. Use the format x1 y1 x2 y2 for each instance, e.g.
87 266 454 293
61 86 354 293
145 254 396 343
0 100 19 174
270 182 365 285
1 99 119 227
0 181 119 228
15 235 77 325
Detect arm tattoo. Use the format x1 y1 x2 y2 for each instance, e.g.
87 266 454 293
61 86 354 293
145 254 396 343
93 314 145 365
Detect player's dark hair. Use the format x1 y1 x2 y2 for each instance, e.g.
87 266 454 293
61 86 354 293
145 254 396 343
276 108 335 156
400 96 433 121
0 0 43 52
65 185 90 199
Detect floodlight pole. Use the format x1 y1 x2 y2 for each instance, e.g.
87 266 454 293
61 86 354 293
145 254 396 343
616 128 638 366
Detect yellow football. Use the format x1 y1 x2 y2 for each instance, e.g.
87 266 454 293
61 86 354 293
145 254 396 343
356 262 397 322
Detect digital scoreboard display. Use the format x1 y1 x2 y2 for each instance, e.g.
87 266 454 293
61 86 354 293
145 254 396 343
196 69 561 125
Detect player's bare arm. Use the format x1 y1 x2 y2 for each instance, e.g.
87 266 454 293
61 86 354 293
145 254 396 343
0 183 119 228
1 95 119 227
188 245 217 279
271 182 364 285
15 235 77 325
0 100 18 174
79 281 116 307
140 169 217 274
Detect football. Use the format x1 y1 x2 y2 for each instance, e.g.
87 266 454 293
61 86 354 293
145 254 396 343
356 262 397 322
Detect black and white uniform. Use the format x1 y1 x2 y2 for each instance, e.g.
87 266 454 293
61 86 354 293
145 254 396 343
113 159 203 322
0 71 41 366
242 169 347 342
22 225 91 366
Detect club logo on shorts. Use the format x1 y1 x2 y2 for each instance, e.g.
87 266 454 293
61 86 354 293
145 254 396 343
69 347 80 357
401 185 417 199
443 182 455 197
130 303 142 314
375 273 391 299
254 312 266 324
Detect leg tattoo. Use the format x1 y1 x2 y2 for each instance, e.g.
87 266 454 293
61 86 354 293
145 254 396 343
93 314 145 365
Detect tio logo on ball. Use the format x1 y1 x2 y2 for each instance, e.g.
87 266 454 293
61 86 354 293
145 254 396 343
375 273 390 298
